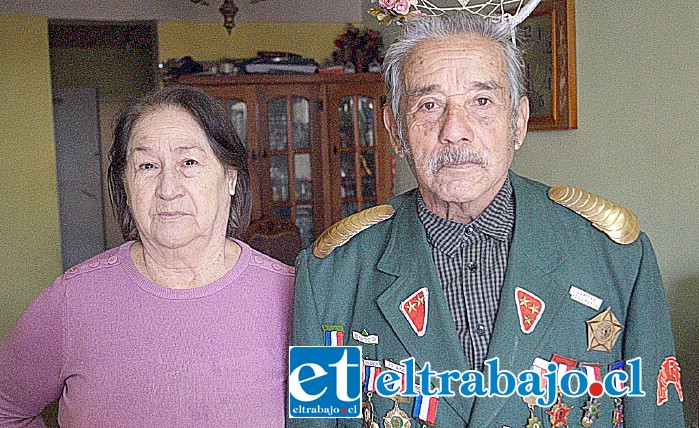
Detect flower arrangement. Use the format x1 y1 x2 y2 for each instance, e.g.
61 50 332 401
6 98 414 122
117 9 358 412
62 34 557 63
368 0 424 26
331 24 384 72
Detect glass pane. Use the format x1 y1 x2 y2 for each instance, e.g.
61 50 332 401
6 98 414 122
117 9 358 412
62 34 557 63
270 155 289 202
338 96 354 148
291 97 310 150
268 97 287 151
272 205 291 219
360 151 376 198
358 97 375 147
294 153 312 200
295 205 314 248
340 152 356 198
228 100 247 147
342 202 358 219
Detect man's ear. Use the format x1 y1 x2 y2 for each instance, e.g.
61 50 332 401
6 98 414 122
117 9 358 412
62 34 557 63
227 169 238 196
514 96 530 151
383 105 405 158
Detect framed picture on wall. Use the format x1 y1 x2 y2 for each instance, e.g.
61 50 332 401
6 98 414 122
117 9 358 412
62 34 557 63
520 0 577 130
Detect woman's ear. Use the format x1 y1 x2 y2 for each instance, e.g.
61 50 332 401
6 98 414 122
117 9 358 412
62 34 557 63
227 169 238 196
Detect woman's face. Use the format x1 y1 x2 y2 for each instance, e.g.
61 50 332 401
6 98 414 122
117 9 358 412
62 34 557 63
124 106 236 251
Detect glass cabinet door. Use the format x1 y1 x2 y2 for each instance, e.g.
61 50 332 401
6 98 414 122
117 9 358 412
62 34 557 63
226 99 247 147
262 90 319 248
332 91 387 219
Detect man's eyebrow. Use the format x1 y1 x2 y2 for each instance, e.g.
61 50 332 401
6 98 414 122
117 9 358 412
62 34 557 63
472 81 503 91
406 84 441 98
406 81 503 98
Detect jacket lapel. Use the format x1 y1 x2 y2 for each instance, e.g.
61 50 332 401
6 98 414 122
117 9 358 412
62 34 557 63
376 193 475 424
469 173 572 426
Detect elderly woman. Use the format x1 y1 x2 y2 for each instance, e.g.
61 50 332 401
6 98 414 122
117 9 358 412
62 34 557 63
0 86 294 426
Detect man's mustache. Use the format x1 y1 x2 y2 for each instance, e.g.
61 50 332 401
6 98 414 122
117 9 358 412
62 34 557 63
426 146 491 176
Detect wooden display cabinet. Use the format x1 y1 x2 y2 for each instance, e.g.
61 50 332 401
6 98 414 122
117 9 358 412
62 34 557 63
173 73 394 248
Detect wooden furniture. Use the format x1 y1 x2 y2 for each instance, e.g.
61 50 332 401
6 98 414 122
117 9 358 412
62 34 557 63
174 72 394 249
245 215 303 266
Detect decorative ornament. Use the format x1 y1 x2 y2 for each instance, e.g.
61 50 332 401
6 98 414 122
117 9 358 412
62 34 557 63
657 356 684 406
581 397 601 427
547 398 571 427
515 287 545 334
313 205 395 258
548 184 640 244
189 0 268 34
368 0 543 42
384 399 412 428
400 287 429 336
612 398 624 428
525 404 543 428
586 307 623 353
331 24 384 72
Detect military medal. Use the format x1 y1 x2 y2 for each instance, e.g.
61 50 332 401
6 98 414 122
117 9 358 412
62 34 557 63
580 398 601 427
586 307 622 352
547 355 577 427
322 325 344 346
363 399 379 428
363 359 382 428
578 362 604 426
514 287 545 334
384 398 411 428
523 357 550 408
400 288 429 336
525 404 543 428
611 398 624 428
547 393 571 427
412 385 438 427
657 356 684 406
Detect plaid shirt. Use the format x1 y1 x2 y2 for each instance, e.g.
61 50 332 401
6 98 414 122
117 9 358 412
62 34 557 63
417 178 515 371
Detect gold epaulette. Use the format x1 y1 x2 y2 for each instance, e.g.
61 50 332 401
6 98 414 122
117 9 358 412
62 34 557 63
548 184 640 245
313 205 395 258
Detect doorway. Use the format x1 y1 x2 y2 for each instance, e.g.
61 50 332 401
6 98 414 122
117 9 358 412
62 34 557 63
49 20 158 270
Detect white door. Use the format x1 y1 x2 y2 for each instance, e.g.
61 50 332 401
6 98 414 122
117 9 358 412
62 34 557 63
53 87 106 270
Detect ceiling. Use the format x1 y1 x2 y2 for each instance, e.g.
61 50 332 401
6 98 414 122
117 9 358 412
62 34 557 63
0 0 365 23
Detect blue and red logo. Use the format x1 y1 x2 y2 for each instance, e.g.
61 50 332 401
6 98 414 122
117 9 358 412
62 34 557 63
288 346 362 418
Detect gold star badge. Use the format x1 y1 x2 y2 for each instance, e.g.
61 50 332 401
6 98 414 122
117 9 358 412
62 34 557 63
586 307 622 352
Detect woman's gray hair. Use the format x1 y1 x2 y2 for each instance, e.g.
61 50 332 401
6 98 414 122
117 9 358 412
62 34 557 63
108 85 251 241
382 13 526 152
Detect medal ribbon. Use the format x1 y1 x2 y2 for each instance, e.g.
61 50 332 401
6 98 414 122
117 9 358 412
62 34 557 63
579 362 603 385
552 354 577 387
364 359 382 393
384 359 406 394
609 361 625 391
412 394 438 424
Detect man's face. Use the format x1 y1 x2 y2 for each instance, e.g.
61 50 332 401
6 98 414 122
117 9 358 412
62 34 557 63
385 35 529 218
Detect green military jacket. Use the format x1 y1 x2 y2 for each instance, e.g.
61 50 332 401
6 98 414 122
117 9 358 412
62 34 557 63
289 172 685 427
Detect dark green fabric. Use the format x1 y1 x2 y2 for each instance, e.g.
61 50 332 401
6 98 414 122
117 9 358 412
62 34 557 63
289 171 685 427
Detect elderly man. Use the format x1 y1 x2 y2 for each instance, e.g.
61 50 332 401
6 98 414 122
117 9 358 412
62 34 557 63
289 12 685 428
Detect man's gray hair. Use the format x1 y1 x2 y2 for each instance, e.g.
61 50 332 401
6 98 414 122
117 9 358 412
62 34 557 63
382 13 526 152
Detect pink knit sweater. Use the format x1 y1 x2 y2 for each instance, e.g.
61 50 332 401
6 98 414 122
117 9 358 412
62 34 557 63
0 240 294 427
